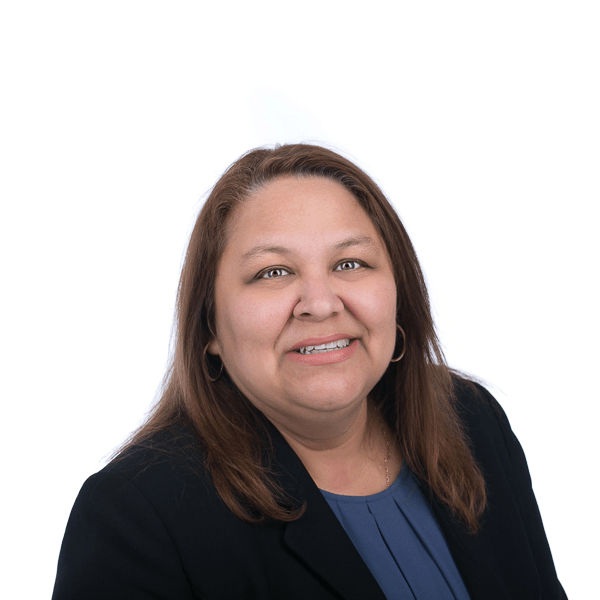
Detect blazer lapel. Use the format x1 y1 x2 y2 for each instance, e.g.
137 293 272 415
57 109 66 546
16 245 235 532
271 428 387 600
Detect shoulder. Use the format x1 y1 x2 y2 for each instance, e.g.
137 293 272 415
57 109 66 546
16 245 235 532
452 376 506 425
75 424 230 537
447 376 545 533
71 424 245 552
53 427 203 599
70 423 226 538
54 425 256 599
451 377 519 468
451 376 535 493
97 425 209 490
440 377 567 598
450 377 545 556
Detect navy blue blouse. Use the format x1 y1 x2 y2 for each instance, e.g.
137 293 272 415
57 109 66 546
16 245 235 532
321 464 471 600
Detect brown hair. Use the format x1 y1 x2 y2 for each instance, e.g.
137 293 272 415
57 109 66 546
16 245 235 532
124 143 486 531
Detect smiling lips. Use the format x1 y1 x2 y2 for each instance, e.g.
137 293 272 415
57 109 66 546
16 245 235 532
296 339 351 355
287 337 359 366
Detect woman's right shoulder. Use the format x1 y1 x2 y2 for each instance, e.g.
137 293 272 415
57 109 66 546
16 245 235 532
81 424 212 504
53 426 234 600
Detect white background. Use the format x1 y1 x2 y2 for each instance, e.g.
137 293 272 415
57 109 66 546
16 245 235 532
1 2 598 598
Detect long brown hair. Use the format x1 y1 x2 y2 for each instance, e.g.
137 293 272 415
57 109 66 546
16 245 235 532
124 143 486 531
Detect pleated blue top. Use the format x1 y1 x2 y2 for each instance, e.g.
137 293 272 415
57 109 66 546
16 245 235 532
320 464 471 600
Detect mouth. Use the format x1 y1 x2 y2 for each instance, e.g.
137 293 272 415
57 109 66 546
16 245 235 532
287 337 359 366
295 339 352 355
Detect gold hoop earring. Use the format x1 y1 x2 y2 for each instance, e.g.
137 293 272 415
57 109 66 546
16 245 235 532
390 324 406 363
203 341 224 382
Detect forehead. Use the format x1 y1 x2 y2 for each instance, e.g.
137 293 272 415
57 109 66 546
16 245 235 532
225 176 381 248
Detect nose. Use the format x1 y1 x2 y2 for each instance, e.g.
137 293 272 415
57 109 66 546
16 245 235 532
292 274 344 321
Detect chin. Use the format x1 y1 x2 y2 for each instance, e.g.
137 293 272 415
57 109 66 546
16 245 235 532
291 380 371 413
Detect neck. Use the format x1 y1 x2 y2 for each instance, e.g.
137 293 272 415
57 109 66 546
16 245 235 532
273 400 401 496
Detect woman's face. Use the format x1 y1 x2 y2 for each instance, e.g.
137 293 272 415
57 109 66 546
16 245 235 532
209 177 397 433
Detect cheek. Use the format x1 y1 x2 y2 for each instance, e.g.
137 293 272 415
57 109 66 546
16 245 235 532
344 279 397 354
353 280 397 328
216 292 291 361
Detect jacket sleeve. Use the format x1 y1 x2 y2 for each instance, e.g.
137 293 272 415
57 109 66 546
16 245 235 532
52 470 195 600
477 385 567 599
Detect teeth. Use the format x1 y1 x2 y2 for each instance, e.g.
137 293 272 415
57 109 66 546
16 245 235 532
297 339 351 355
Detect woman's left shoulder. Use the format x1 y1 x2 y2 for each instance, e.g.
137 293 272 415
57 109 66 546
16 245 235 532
451 377 513 437
445 376 568 599
450 376 532 481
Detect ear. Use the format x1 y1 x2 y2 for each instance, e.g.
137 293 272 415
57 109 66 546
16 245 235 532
207 337 221 356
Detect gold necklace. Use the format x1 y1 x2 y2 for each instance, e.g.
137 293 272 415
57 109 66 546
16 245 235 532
381 421 391 488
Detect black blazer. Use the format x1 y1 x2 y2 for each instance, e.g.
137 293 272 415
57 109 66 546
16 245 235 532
52 383 566 599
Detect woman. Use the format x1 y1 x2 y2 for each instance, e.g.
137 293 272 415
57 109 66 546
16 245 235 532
53 144 566 599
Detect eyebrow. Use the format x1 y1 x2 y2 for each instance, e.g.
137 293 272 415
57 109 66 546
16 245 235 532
332 235 379 253
240 235 379 264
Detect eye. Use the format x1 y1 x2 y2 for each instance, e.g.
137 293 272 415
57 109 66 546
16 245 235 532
260 267 291 279
335 260 363 272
